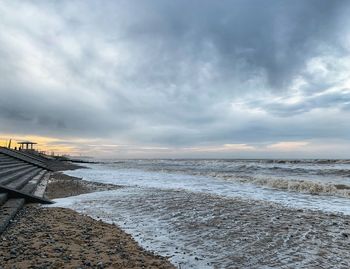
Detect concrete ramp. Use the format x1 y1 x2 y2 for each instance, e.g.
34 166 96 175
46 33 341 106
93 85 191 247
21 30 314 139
0 185 53 204
0 151 53 234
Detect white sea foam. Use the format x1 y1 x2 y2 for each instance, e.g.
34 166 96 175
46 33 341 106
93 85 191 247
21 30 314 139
83 159 350 197
56 161 350 268
53 186 350 268
64 163 350 214
225 176 350 198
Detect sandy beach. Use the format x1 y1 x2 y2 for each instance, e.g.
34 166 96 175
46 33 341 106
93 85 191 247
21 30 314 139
59 187 350 268
2 0 350 268
0 172 175 269
2 160 350 268
45 172 121 199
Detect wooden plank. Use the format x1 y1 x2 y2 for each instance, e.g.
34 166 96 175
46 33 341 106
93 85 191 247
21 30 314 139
0 185 54 204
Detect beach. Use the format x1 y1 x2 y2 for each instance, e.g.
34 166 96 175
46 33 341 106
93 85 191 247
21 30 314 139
2 1 349 268
0 172 175 269
2 160 350 268
53 160 350 268
55 186 350 268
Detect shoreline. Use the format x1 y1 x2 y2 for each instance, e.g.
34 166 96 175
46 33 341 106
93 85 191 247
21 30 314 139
45 172 122 199
3 162 350 268
51 166 350 268
0 170 175 268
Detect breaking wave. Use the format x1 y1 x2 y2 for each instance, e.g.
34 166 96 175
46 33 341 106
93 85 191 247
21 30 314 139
224 176 350 198
102 158 350 199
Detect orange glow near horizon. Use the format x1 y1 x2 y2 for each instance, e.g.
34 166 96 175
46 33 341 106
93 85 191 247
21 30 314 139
0 134 79 156
0 133 333 159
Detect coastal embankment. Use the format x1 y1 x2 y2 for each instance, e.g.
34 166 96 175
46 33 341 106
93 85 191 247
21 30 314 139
0 172 175 269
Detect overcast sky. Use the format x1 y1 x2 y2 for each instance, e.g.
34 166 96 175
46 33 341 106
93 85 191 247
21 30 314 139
1 0 350 158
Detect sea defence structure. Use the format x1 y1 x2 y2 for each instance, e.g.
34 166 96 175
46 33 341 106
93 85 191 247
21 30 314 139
0 146 76 233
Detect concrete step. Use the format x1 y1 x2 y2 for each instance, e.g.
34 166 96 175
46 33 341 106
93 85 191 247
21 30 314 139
0 162 27 170
0 156 13 162
0 193 8 206
0 164 33 178
33 172 51 198
0 171 51 234
0 198 25 234
0 166 38 186
0 155 14 159
0 160 23 166
0 153 13 158
20 170 47 194
15 151 48 163
7 168 43 190
0 156 15 162
0 149 53 234
0 148 50 170
0 186 53 205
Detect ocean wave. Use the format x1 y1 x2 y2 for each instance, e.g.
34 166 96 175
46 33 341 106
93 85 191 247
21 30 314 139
254 159 350 164
107 159 350 198
225 176 350 198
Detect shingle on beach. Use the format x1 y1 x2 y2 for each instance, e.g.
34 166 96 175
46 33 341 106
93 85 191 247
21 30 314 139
0 172 175 269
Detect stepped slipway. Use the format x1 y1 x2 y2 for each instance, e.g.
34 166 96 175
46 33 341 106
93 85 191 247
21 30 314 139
0 148 56 233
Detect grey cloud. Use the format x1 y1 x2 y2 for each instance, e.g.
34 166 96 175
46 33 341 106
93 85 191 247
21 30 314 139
0 0 350 151
109 0 347 88
243 89 350 117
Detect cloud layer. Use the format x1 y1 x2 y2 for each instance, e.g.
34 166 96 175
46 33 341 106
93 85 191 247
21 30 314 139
1 0 350 157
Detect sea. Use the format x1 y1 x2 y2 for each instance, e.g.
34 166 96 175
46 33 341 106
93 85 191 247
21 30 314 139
53 159 350 268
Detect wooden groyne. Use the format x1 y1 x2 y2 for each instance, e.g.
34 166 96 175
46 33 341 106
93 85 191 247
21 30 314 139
0 147 78 233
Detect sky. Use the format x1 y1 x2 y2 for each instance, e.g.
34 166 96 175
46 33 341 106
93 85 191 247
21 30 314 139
1 0 350 158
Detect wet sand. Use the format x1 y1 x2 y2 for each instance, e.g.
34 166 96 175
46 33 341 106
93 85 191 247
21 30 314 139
56 187 350 268
0 173 175 269
3 169 350 268
45 172 121 199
